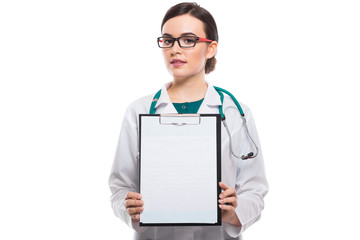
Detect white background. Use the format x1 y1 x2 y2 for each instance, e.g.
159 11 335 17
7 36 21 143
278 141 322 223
0 0 359 239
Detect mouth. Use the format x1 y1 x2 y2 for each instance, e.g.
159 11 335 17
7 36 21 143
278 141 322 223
170 59 186 67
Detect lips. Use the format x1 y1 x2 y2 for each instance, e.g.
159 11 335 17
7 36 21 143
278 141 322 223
170 59 186 64
170 59 186 67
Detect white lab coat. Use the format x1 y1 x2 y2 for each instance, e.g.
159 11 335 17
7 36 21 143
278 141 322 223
109 81 269 240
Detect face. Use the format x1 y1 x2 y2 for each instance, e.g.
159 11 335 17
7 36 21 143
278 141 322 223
161 14 217 81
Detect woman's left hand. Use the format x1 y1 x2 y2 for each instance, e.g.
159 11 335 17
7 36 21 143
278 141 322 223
218 182 239 224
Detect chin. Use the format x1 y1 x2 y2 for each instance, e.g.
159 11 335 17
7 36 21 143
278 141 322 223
170 70 200 81
168 69 187 80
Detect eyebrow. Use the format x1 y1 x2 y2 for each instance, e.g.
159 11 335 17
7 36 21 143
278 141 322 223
162 32 197 37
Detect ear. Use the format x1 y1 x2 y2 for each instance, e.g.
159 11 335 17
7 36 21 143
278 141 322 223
206 41 218 59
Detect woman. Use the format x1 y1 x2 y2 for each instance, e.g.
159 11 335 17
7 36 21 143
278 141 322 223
109 2 268 239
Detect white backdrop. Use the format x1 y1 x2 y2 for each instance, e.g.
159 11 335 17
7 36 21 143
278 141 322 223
1 0 359 239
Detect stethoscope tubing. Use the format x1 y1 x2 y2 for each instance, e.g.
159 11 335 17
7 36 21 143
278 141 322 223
213 86 258 160
149 86 259 160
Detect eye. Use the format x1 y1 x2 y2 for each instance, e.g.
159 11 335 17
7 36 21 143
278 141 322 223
162 38 173 46
184 37 195 44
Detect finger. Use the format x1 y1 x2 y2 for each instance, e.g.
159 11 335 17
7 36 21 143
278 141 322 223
219 182 229 190
218 196 237 204
219 187 236 199
128 206 144 215
130 214 140 221
124 199 144 208
125 192 142 200
219 204 234 211
127 206 144 215
218 197 237 208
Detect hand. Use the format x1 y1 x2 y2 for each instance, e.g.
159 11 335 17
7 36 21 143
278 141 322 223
218 182 240 225
124 192 144 222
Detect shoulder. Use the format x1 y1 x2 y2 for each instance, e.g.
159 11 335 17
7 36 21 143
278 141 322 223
222 91 252 118
124 91 157 119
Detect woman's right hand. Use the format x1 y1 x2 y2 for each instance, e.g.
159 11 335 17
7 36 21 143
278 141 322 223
124 192 144 221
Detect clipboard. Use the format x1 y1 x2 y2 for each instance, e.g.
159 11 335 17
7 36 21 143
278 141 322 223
138 113 222 226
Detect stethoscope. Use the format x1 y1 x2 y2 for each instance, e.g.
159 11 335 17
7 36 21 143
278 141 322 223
149 86 259 160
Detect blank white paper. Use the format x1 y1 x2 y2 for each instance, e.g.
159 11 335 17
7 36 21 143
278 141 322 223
140 115 218 224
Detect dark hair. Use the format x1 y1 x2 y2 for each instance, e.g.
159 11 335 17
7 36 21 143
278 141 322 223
161 2 218 74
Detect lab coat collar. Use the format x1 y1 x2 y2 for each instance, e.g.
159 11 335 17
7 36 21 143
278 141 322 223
203 81 222 106
154 81 173 109
154 81 222 112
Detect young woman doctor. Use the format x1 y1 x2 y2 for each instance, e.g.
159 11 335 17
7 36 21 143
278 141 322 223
109 2 268 240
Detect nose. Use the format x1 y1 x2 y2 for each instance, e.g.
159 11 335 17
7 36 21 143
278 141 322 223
170 39 182 55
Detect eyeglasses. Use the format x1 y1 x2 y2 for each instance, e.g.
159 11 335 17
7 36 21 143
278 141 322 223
157 36 213 48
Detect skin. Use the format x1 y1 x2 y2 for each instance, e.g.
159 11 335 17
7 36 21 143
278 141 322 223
124 14 241 227
162 14 217 103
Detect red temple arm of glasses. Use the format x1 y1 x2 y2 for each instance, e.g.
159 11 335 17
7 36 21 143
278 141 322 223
198 37 213 42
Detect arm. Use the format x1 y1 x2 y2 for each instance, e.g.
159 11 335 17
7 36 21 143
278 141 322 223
223 108 269 237
108 105 148 233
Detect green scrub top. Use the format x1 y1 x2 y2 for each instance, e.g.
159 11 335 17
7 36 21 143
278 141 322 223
172 98 204 114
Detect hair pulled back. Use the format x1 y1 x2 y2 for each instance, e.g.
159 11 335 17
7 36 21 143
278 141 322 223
161 2 218 74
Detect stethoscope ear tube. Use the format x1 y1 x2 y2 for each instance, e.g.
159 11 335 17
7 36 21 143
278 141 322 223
150 89 162 114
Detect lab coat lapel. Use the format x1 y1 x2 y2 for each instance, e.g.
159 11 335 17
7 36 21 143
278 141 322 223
154 81 177 114
198 81 222 114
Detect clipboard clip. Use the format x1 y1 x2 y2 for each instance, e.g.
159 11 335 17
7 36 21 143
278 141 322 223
159 113 201 126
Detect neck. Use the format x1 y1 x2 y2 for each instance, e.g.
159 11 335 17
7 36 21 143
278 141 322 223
168 73 208 103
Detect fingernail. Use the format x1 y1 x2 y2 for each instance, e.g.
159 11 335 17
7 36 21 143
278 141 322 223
220 194 224 198
219 199 224 203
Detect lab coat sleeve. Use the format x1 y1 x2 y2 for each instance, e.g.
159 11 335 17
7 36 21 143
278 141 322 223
223 108 269 238
108 104 149 233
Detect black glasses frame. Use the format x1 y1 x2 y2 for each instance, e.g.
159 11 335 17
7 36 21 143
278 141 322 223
157 36 213 48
